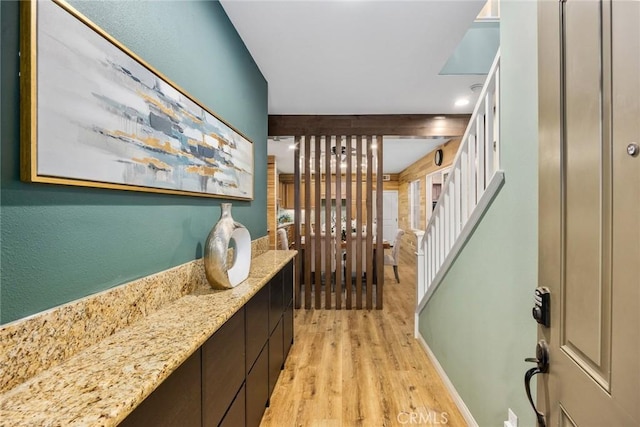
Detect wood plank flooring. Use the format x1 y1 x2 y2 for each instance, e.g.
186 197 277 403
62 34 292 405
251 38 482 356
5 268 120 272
261 250 467 426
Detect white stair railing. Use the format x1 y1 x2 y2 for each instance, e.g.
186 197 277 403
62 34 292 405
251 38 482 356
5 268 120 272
415 51 505 322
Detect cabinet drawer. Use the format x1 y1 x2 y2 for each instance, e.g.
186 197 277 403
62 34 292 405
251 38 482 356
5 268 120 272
245 285 270 373
219 384 245 427
283 260 294 307
246 344 269 427
269 270 284 334
120 350 201 427
268 318 284 399
283 302 294 360
202 308 245 427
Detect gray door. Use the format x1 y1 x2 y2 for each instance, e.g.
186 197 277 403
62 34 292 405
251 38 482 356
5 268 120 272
538 0 639 425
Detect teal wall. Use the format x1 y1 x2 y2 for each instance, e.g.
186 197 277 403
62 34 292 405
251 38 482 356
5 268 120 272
419 1 538 426
0 1 267 324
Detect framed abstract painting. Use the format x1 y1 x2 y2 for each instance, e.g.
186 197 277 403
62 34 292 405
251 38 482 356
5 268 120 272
20 0 254 200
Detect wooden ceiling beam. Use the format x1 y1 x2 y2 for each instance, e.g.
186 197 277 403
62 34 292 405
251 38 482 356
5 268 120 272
268 114 471 137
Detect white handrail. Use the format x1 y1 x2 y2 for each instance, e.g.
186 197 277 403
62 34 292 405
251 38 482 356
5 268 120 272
416 51 503 312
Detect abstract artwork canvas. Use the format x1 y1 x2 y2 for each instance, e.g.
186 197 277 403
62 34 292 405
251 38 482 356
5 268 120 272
21 0 253 200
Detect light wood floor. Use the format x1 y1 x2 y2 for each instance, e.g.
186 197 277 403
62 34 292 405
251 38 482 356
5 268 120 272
261 250 467 427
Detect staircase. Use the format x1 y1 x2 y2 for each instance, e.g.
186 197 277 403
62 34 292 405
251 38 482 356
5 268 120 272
414 52 504 329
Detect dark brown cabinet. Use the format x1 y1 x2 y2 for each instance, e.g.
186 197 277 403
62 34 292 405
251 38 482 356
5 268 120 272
282 261 294 360
119 350 202 427
121 259 294 427
246 344 269 427
219 384 246 427
268 319 284 398
202 308 245 426
245 285 270 374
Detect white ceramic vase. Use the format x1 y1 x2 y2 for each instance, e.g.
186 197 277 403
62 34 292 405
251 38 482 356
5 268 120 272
204 203 251 289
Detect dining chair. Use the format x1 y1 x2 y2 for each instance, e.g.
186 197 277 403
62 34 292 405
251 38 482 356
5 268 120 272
277 228 289 250
309 233 336 285
343 233 368 285
384 229 405 283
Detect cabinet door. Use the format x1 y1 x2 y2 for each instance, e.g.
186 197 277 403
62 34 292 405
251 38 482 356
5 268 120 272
269 271 284 334
246 344 269 427
268 319 284 398
283 260 294 307
282 260 294 360
120 350 201 427
202 308 245 427
246 285 270 373
219 384 245 427
285 183 295 209
283 303 294 361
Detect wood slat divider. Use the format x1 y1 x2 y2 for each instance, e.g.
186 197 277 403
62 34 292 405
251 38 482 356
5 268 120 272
345 136 353 309
324 135 332 309
314 135 322 309
293 133 383 311
294 136 301 309
365 136 373 310
355 136 363 309
335 136 342 310
376 135 384 309
304 135 312 309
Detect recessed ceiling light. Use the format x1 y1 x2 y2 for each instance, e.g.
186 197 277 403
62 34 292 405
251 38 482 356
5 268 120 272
434 116 446 120
455 98 470 107
288 143 296 150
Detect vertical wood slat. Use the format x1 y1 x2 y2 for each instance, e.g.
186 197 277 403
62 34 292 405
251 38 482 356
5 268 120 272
345 136 353 309
314 136 322 309
294 136 302 309
365 136 373 310
335 136 342 309
304 135 312 309
375 135 384 309
355 136 363 309
324 135 332 309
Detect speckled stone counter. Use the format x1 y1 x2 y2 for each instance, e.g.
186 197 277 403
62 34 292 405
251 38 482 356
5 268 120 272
0 249 296 427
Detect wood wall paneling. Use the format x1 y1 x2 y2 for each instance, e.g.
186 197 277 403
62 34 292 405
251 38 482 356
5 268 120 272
397 139 461 261
267 156 277 250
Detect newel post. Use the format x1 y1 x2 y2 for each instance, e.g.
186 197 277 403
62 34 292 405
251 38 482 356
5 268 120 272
414 230 426 337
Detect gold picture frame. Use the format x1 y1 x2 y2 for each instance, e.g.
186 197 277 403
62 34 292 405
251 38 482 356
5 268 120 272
20 0 254 200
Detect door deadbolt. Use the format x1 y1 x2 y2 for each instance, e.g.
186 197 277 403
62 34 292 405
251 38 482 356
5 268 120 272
628 143 639 157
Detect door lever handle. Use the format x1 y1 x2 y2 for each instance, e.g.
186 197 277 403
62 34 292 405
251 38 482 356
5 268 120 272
524 340 549 427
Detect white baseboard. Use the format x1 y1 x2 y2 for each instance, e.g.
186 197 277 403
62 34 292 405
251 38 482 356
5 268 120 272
416 334 479 427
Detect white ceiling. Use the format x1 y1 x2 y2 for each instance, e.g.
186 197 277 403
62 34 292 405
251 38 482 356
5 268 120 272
220 0 488 115
222 0 489 174
268 136 448 174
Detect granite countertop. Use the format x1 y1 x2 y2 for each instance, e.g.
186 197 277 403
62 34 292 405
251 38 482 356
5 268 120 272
0 250 297 427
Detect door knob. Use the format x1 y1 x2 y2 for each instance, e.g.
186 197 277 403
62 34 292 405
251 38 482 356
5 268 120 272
524 340 549 427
